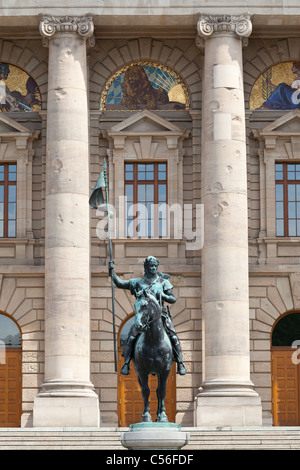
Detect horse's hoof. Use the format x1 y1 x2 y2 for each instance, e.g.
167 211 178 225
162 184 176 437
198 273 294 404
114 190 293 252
142 412 152 422
177 363 187 375
156 412 168 423
120 364 130 375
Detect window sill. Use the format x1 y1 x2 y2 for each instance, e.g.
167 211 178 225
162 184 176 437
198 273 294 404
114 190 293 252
112 237 182 243
0 237 34 243
0 237 35 261
258 237 300 243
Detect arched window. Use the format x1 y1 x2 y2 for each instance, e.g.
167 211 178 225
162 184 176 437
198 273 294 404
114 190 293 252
0 312 21 347
272 312 300 346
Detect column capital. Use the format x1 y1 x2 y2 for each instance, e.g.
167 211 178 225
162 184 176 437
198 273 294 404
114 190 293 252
197 14 252 41
39 15 94 43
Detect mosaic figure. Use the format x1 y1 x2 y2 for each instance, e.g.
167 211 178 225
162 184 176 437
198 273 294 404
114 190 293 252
121 65 169 110
259 62 300 110
0 63 41 112
250 61 300 110
102 62 189 111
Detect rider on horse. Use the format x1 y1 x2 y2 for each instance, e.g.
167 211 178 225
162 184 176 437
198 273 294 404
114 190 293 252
109 256 187 376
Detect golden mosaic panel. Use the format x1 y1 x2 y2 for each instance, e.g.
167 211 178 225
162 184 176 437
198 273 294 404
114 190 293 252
0 63 41 112
250 61 300 110
101 62 190 111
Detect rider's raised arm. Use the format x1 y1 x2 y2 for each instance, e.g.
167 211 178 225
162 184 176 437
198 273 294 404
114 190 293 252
108 261 130 290
113 273 130 290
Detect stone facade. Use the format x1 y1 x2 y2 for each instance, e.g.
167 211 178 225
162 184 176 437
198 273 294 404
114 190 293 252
0 2 299 428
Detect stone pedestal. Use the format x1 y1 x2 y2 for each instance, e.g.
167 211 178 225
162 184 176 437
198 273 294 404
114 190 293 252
121 423 190 450
33 16 99 427
194 14 262 426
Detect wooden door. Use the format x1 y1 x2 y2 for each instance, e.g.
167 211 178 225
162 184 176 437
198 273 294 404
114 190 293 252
0 348 22 427
272 348 300 426
118 347 176 427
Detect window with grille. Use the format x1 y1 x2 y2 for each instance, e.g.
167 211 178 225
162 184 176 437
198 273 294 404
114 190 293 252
0 163 16 238
276 162 300 236
125 162 167 238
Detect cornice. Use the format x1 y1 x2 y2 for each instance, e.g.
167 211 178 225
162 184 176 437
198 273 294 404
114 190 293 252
0 22 299 40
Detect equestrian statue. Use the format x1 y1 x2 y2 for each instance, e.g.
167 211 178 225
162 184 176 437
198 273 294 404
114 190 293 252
109 256 187 423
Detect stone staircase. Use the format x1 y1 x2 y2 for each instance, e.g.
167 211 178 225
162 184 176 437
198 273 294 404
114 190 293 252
186 427 300 450
0 428 125 450
0 427 300 450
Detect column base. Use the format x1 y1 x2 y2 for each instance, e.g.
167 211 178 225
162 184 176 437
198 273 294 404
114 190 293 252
121 423 190 450
194 395 262 427
33 394 100 427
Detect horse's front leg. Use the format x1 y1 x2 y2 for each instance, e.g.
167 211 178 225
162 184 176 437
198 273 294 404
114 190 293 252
137 373 152 422
156 373 169 422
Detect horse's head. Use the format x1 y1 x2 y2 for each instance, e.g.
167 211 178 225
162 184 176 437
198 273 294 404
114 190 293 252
134 292 161 332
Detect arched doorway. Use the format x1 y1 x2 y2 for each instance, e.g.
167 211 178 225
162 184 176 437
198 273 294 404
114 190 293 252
271 311 300 426
0 313 22 427
117 315 176 427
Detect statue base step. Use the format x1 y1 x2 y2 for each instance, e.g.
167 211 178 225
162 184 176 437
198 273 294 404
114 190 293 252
121 422 190 450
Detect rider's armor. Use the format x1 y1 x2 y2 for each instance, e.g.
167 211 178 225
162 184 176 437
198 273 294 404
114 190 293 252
121 273 187 376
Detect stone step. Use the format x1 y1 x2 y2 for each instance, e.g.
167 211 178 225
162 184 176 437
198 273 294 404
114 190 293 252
0 427 299 450
186 427 300 450
0 428 125 450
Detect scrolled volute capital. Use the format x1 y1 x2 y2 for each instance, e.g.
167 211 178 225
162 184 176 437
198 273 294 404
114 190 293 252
39 15 94 40
197 14 252 40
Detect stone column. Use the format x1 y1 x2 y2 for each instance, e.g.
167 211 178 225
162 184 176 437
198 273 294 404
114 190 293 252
33 16 99 427
194 14 262 426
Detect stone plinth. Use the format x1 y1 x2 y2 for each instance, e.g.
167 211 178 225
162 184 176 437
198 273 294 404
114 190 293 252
121 423 190 450
33 396 100 428
194 396 262 427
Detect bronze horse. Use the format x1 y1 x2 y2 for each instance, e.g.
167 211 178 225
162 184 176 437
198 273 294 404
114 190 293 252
132 291 174 423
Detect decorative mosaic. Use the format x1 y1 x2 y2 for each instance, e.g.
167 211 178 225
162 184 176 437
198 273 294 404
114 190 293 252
101 62 190 111
250 61 300 110
0 63 41 112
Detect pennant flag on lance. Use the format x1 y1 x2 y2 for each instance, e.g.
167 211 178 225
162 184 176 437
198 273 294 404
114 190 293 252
89 171 105 209
89 159 117 372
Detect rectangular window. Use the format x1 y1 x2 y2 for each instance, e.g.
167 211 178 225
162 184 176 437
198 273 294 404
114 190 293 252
276 162 300 237
125 162 167 238
0 163 16 238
